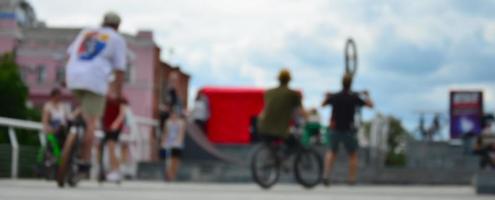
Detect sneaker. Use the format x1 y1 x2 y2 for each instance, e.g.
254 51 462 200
77 162 91 179
323 178 331 187
106 171 122 183
120 165 133 180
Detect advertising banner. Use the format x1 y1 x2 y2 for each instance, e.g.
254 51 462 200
450 91 483 139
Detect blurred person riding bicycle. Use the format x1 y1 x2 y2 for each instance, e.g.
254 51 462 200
36 88 75 179
252 69 323 189
257 68 305 145
57 11 127 187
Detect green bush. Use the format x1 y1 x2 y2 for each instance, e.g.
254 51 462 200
0 128 8 143
385 117 409 167
385 151 406 167
0 53 28 119
0 53 40 146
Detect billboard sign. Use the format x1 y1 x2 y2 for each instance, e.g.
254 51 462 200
450 91 483 139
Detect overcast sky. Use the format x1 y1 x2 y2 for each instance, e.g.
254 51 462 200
29 0 495 137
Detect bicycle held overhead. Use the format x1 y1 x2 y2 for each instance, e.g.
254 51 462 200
321 38 374 186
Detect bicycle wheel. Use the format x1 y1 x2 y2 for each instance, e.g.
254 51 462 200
43 153 57 180
56 133 77 188
251 145 280 189
294 148 323 188
67 161 80 188
344 38 358 77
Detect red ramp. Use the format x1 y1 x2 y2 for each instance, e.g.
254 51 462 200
200 87 265 144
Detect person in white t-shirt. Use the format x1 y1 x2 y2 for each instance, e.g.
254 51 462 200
65 11 127 173
160 109 186 181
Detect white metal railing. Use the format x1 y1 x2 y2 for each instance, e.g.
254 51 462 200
125 110 160 162
0 117 44 179
0 111 158 179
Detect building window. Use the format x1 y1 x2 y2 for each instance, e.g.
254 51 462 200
36 65 46 83
55 67 65 83
19 66 28 83
125 62 133 83
125 51 135 84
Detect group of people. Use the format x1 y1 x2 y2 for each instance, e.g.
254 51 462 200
42 11 190 183
42 9 374 186
42 12 129 182
42 79 129 182
257 69 373 185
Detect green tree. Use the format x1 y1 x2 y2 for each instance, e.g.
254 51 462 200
0 53 40 145
385 117 410 166
0 53 28 119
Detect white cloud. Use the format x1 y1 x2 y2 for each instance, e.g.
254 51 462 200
483 22 495 46
28 0 495 133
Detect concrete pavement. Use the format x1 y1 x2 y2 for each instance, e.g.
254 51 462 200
0 180 492 200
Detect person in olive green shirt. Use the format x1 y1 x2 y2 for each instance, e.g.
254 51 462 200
258 69 304 141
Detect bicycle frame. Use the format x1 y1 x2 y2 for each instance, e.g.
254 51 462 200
56 121 84 188
251 134 323 189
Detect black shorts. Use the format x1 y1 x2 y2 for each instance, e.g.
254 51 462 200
170 148 183 158
260 134 298 149
104 130 121 142
159 148 183 159
194 120 207 133
327 129 358 154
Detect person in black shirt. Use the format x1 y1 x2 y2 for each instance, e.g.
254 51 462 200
321 73 373 186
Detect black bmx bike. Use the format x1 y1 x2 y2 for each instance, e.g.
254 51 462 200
56 119 85 188
250 135 323 189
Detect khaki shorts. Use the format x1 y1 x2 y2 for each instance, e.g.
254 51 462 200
72 90 106 118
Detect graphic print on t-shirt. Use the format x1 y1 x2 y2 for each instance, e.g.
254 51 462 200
78 32 109 60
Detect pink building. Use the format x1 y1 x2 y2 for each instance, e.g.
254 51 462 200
0 0 190 124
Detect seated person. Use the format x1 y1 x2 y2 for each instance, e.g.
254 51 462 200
302 108 322 147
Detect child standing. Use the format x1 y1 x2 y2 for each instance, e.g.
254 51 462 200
160 109 186 181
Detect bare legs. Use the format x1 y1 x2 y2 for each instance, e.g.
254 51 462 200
323 151 358 184
348 152 358 183
107 141 119 172
167 157 181 181
323 151 337 179
120 142 129 166
163 155 181 182
82 115 97 163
